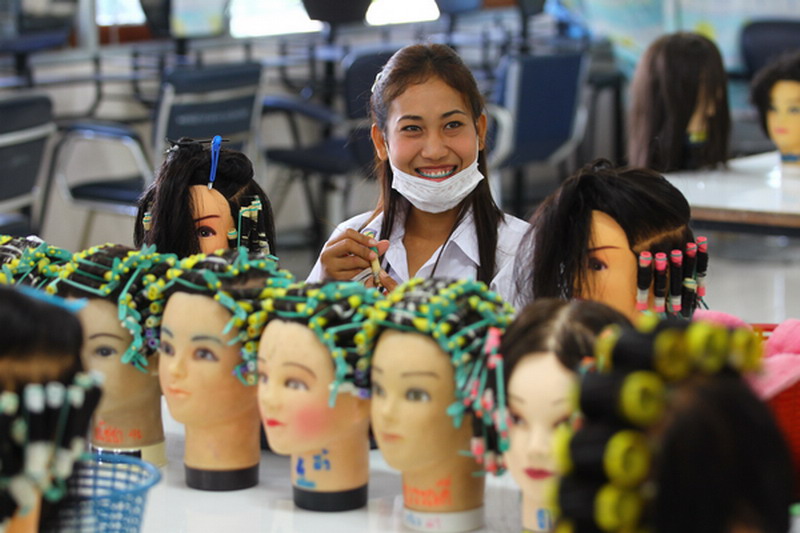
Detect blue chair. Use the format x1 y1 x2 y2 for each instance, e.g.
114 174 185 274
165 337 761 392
491 52 589 218
0 93 55 236
741 19 800 79
45 62 265 249
263 47 397 250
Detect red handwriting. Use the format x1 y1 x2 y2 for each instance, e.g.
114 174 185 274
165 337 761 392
93 420 143 444
403 477 452 508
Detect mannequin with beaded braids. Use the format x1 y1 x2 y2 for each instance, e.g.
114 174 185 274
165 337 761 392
498 299 630 533
254 281 380 511
356 278 514 532
47 244 177 466
553 317 792 533
134 137 276 258
516 159 705 322
150 248 293 490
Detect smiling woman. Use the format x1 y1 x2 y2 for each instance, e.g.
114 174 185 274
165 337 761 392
356 277 514 532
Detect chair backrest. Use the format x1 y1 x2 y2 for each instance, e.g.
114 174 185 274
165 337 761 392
139 0 171 39
435 0 482 16
301 0 371 25
152 62 264 162
492 52 588 169
0 93 54 235
341 47 399 172
741 19 800 78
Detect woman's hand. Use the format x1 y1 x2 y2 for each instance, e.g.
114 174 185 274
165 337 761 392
320 229 389 281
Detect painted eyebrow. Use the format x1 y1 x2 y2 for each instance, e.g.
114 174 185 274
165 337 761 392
400 371 440 379
372 366 383 374
161 327 173 338
587 245 621 252
88 332 125 341
282 361 316 378
193 215 220 223
191 335 224 345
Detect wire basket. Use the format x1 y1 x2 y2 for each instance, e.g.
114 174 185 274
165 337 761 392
42 453 161 533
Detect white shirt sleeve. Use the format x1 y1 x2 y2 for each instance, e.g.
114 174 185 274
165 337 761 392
306 212 375 282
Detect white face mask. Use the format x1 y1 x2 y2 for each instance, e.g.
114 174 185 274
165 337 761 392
388 145 484 214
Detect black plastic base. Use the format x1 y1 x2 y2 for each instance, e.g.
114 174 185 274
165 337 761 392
184 463 259 491
293 484 368 512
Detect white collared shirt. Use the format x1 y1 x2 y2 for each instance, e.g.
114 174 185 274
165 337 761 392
306 205 530 305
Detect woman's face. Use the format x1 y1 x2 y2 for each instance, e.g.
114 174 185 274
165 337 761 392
370 330 471 472
77 298 158 416
505 352 575 499
767 80 800 157
189 185 234 254
582 210 638 322
370 76 486 182
158 292 256 427
256 320 368 455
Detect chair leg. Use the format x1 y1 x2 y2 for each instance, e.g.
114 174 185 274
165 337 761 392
79 210 97 251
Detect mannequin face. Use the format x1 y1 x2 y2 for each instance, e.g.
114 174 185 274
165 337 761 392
767 80 800 158
189 185 234 254
257 320 369 455
582 211 638 322
371 76 487 179
505 352 575 503
77 298 157 416
370 330 471 472
159 292 255 427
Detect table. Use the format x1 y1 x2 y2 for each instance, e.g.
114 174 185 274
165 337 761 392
665 151 800 236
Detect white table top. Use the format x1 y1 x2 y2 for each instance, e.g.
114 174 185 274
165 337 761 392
140 406 522 533
665 152 800 230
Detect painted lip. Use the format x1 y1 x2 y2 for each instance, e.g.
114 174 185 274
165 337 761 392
380 432 403 442
774 127 789 135
525 468 554 480
264 418 284 428
415 165 457 182
165 386 190 397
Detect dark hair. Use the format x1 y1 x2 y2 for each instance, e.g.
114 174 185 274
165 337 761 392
133 138 276 258
369 44 503 284
654 372 793 533
516 159 693 306
751 50 800 135
0 285 83 391
501 299 631 381
627 32 730 171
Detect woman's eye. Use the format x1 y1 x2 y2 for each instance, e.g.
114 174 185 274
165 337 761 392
400 124 421 133
197 226 216 238
94 345 117 357
159 341 174 356
444 120 464 130
285 378 309 391
371 382 385 398
194 348 218 362
588 257 607 272
405 388 430 402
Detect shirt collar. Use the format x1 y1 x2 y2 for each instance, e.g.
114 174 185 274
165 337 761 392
447 206 479 266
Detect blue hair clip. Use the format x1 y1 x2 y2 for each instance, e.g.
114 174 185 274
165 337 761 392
16 285 87 313
208 135 222 190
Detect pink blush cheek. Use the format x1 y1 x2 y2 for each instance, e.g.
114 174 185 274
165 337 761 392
295 404 333 438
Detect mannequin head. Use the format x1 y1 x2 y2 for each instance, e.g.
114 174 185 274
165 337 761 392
628 32 730 171
358 278 514 514
751 51 800 164
518 159 699 321
256 281 379 456
48 245 176 451
555 319 791 533
134 138 276 257
0 286 102 531
499 299 631 532
150 248 292 480
0 235 71 287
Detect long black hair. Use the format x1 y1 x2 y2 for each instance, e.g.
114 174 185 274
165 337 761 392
134 138 275 258
368 44 503 285
516 159 692 306
627 32 730 171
